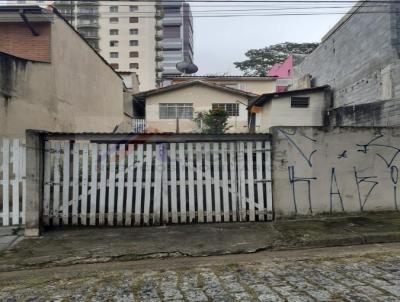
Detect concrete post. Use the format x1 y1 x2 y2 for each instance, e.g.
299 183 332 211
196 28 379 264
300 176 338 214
24 130 44 237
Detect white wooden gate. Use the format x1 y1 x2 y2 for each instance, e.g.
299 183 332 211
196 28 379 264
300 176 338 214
42 134 272 227
0 139 26 226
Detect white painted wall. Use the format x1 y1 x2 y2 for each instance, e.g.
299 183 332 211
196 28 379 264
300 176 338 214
272 127 400 217
256 91 328 133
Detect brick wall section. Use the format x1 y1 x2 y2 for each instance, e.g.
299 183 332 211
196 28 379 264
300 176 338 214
0 22 51 63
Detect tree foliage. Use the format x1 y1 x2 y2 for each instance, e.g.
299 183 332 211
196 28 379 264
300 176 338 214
195 108 231 134
234 42 319 76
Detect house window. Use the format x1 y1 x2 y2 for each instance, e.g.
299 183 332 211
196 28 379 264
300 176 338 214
130 17 139 23
109 6 118 13
110 52 119 58
159 103 193 119
212 103 239 117
130 28 138 35
130 51 139 58
130 40 139 46
130 5 138 12
291 97 310 108
110 29 119 35
130 63 139 69
110 63 119 70
110 40 119 47
109 17 119 24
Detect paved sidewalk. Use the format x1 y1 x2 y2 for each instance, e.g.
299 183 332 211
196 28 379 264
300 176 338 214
0 212 400 272
1 243 400 301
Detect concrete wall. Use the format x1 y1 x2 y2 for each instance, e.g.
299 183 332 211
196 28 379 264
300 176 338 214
327 99 400 127
272 126 400 217
294 1 400 108
255 91 329 133
0 16 129 137
146 85 251 133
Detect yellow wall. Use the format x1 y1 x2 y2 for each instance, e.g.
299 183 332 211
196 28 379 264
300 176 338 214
146 85 252 133
171 78 276 95
0 17 128 137
255 91 328 133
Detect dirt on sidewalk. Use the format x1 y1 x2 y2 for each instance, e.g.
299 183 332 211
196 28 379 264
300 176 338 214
0 212 400 272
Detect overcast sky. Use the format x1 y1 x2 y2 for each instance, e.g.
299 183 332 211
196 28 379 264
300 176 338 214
192 2 345 75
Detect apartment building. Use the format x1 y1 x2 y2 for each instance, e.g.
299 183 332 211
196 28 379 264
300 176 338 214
11 0 164 91
98 1 163 91
161 0 194 76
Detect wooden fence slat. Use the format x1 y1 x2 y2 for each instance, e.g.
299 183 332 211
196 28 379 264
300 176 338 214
247 142 256 221
143 144 153 225
170 143 178 223
213 143 221 222
221 143 230 222
162 144 169 224
108 144 117 226
12 139 20 225
238 142 246 221
265 141 273 218
21 140 27 225
72 142 80 225
195 143 204 223
90 143 98 226
1 139 10 226
134 144 144 226
187 143 195 222
52 143 61 226
229 142 238 222
178 143 186 223
125 144 134 226
256 141 265 221
99 144 107 225
62 142 70 225
116 144 125 225
43 141 51 226
204 143 213 222
81 144 89 225
153 144 163 225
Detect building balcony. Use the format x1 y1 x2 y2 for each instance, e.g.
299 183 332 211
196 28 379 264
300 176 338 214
77 11 99 17
82 35 100 40
155 33 163 41
77 23 100 29
78 1 99 6
155 44 164 51
155 11 164 20
54 1 73 6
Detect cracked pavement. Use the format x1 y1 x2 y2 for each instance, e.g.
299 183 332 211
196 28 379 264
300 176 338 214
1 243 400 301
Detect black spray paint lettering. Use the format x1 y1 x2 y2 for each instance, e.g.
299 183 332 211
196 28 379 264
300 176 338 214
288 166 317 214
353 167 379 211
278 129 317 168
337 150 347 159
330 168 344 212
357 134 400 210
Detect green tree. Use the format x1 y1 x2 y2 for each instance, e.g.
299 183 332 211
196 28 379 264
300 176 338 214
195 109 231 134
234 42 319 76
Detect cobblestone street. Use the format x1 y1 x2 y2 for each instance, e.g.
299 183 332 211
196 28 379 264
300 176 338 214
1 244 400 301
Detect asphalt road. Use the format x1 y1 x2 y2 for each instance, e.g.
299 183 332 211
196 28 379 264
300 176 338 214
1 243 400 301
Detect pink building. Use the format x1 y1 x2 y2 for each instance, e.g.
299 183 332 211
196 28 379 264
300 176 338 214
267 54 305 92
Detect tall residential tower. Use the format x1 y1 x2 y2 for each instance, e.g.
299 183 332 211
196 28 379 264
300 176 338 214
10 0 194 89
